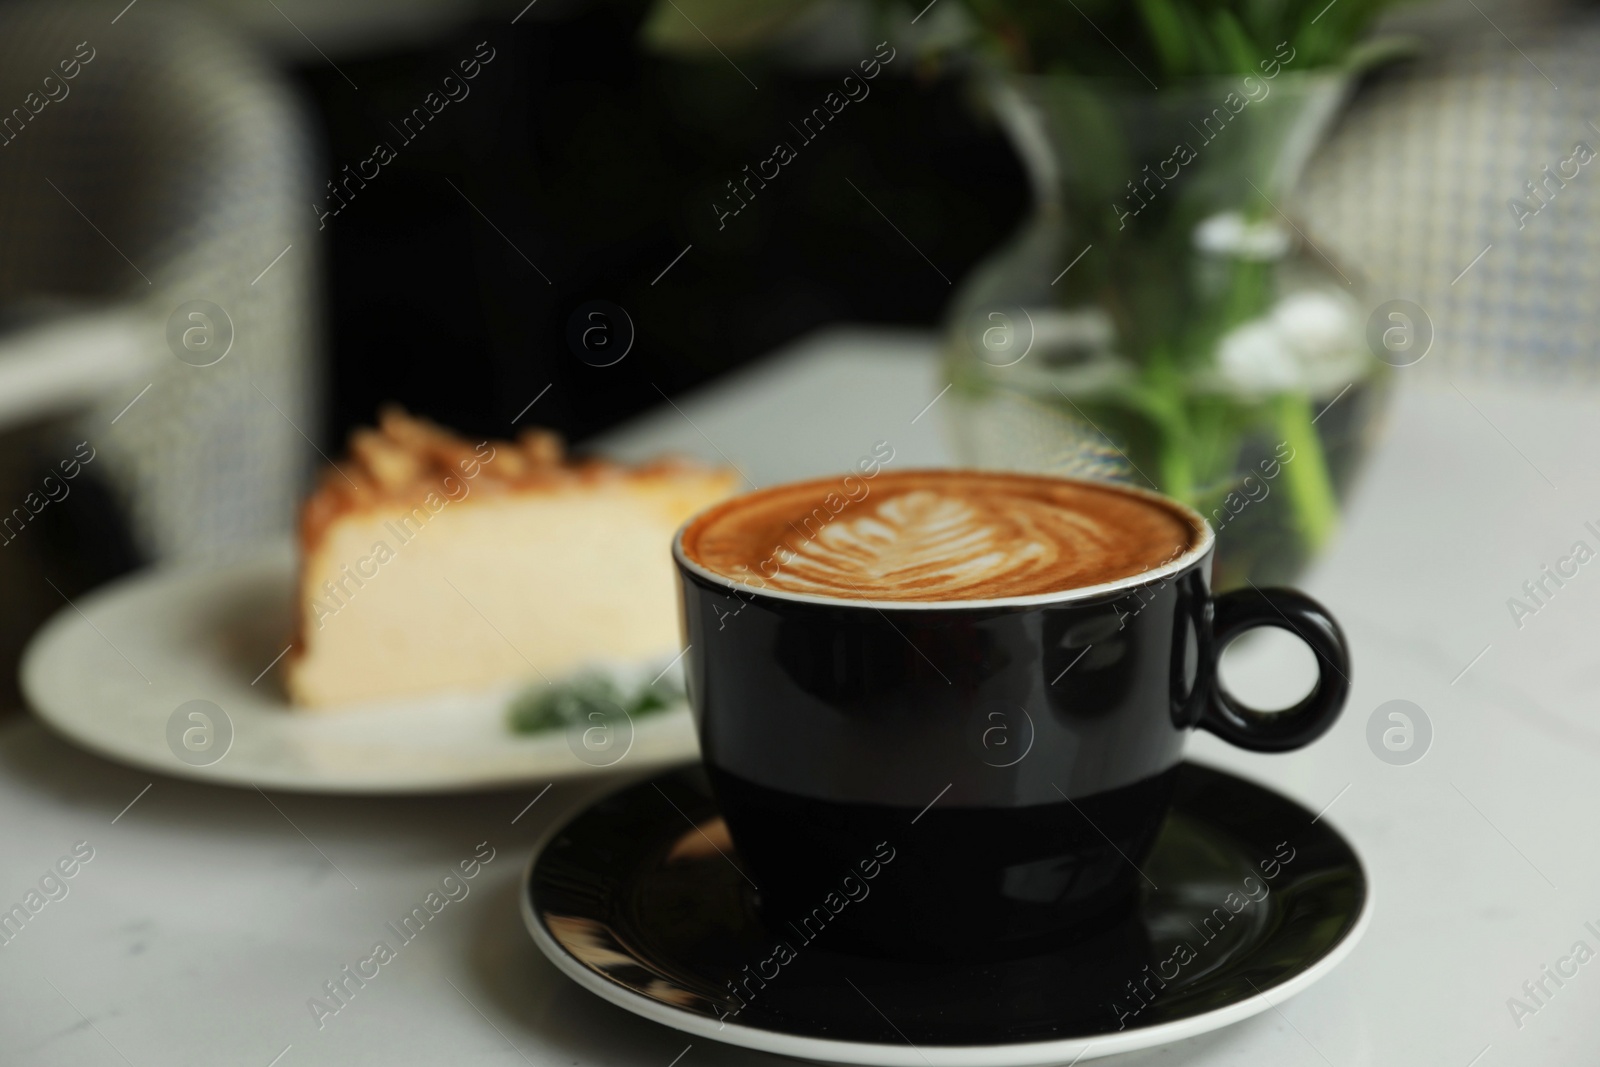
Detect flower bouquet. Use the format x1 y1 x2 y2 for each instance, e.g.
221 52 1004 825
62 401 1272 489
643 0 1417 587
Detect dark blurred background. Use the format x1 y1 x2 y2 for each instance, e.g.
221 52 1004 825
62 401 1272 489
297 0 1026 446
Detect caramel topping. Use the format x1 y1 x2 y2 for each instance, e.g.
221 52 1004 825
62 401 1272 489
298 406 725 555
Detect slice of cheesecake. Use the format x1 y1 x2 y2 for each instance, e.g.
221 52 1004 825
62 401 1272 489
285 408 737 709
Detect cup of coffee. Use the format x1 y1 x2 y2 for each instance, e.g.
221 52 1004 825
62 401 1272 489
673 469 1348 960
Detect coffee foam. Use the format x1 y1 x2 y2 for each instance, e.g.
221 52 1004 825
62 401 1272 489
679 470 1201 603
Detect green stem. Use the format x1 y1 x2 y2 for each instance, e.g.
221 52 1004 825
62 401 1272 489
1188 399 1244 499
1272 392 1339 553
1157 420 1195 501
1129 351 1196 502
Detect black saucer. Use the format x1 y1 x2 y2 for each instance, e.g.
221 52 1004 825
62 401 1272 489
523 762 1368 1063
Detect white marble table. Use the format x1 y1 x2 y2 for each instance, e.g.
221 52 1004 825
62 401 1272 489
5 326 1600 1065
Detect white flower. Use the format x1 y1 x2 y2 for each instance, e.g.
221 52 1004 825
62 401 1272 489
1273 290 1367 388
1272 291 1356 359
1193 212 1291 260
1215 292 1365 393
1217 320 1300 391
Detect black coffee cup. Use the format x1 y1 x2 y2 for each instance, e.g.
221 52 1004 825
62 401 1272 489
673 473 1349 960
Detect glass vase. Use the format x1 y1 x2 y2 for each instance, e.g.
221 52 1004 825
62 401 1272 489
942 71 1390 590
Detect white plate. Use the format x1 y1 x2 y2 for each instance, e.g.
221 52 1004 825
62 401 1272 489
19 547 698 793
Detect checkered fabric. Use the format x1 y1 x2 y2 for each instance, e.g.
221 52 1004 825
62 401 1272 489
0 1 319 561
1300 16 1600 383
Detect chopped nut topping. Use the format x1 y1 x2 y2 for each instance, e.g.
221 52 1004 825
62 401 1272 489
297 406 727 554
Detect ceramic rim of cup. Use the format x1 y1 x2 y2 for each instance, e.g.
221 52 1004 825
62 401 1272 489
672 471 1216 612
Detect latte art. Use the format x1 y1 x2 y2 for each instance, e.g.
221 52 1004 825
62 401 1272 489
681 470 1201 602
783 491 1058 598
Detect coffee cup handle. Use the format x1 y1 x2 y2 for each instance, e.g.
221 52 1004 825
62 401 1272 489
1198 587 1350 753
